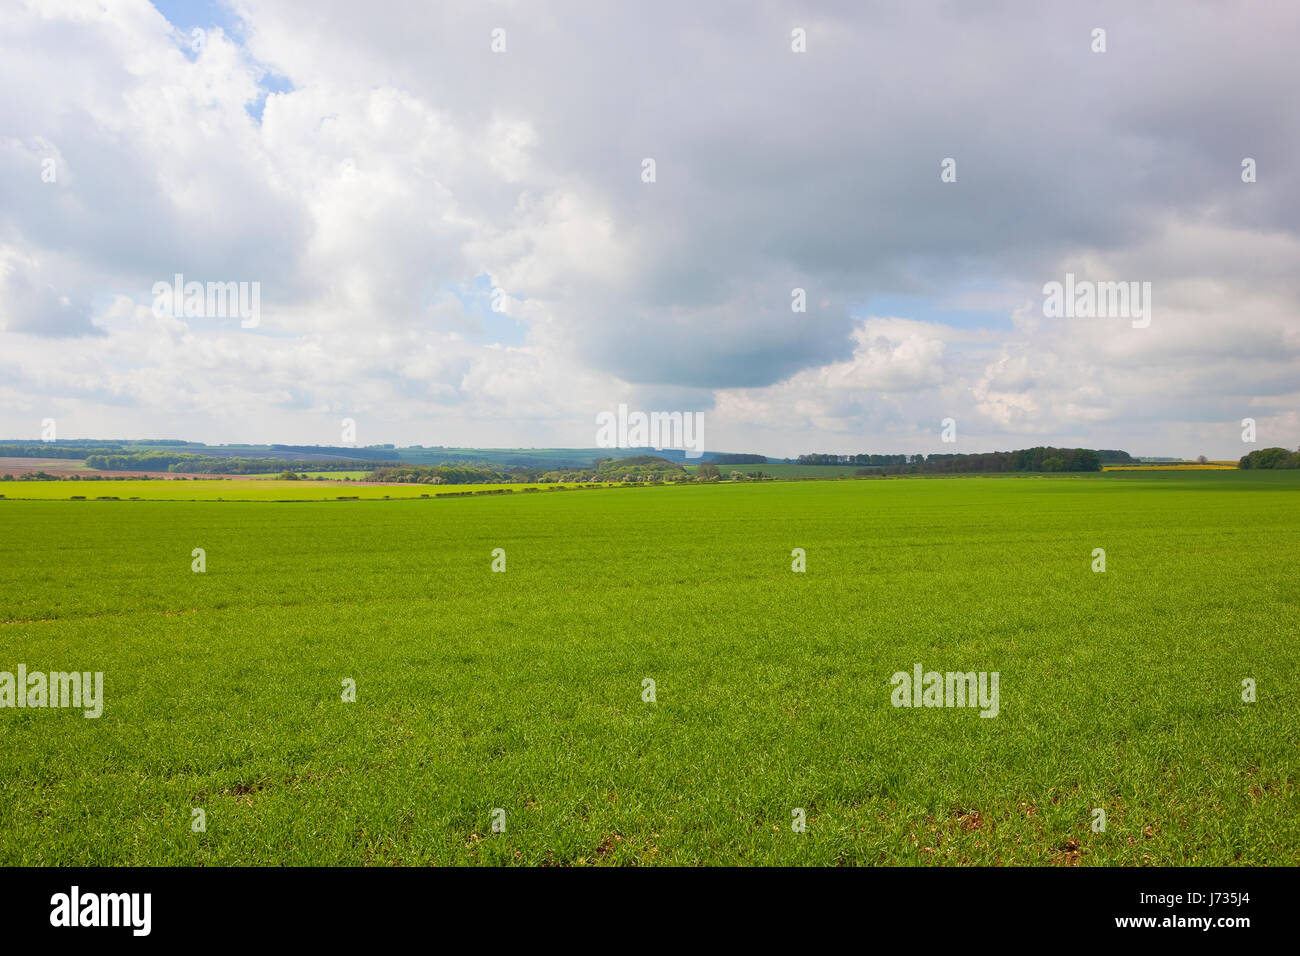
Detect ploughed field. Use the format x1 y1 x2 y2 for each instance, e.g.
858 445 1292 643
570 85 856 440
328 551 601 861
1 473 1296 864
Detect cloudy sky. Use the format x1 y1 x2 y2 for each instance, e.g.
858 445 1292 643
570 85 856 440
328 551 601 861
1 0 1297 458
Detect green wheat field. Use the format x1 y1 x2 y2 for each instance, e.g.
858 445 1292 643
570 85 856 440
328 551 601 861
1 472 1297 865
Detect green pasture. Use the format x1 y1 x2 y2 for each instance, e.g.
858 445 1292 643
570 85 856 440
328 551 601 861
1 474 1296 864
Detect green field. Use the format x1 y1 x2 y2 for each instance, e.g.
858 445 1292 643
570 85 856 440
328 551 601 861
1 474 1297 865
0 479 612 501
689 462 865 478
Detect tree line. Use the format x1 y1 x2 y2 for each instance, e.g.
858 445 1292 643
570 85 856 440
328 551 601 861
77 453 390 474
792 446 1128 473
1239 447 1300 469
366 456 703 484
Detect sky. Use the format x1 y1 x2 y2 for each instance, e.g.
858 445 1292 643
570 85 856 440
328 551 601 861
1 0 1297 458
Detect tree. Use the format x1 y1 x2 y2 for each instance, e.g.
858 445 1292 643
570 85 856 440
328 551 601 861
1239 447 1299 469
696 463 721 481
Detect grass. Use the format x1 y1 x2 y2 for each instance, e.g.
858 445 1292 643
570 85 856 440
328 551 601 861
1 474 1296 865
0 479 617 501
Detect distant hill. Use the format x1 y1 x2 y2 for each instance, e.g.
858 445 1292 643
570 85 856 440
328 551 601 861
0 440 397 463
0 441 773 474
390 446 766 469
0 440 1142 473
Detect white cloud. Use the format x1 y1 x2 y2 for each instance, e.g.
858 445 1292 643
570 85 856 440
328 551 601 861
0 0 1296 459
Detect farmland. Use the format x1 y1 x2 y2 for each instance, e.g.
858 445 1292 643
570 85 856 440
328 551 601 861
1 473 1297 865
0 479 612 502
245 471 373 480
698 462 865 478
1102 463 1238 471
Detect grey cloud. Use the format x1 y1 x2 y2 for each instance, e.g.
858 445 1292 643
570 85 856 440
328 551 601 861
0 261 101 337
0 0 1295 455
233 1 1298 387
